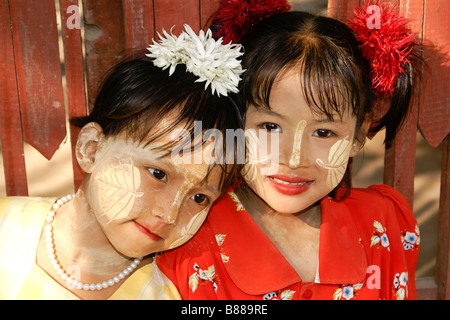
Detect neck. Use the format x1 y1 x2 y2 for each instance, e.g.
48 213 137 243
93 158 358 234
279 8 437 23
52 181 132 278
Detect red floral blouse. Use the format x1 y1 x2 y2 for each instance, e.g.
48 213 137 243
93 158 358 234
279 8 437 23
157 184 420 300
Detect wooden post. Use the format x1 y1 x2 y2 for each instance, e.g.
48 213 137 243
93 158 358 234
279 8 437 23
82 0 126 111
437 135 450 299
8 0 66 160
154 0 201 34
122 0 155 56
0 0 28 195
59 0 88 190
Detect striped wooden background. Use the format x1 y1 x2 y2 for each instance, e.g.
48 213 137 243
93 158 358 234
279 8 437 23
0 0 448 299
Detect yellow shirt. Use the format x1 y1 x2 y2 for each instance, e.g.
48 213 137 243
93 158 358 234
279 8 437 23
0 197 181 300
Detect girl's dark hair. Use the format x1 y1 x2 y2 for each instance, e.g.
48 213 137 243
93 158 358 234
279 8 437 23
239 11 418 199
71 55 245 193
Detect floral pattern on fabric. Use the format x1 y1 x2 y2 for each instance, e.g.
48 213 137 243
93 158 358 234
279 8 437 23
370 221 390 251
401 224 420 251
157 184 420 300
333 282 364 300
393 272 408 300
215 234 230 263
189 263 218 293
228 192 245 211
263 290 296 300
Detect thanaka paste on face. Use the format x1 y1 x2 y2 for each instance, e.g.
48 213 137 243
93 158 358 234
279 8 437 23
94 159 144 224
89 134 218 257
243 129 274 183
162 150 216 248
316 137 353 189
289 120 307 168
162 158 211 223
167 207 209 249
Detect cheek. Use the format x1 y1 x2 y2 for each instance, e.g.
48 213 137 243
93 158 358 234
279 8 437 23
242 129 278 183
315 138 352 189
166 208 209 250
90 159 144 224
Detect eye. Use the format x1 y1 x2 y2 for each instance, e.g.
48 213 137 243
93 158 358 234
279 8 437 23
191 193 210 205
312 129 336 138
148 168 167 182
261 122 281 132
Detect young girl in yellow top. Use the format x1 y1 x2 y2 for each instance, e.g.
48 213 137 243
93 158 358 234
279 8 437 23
0 25 244 300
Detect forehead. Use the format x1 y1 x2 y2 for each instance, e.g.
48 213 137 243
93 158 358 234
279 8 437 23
249 67 354 122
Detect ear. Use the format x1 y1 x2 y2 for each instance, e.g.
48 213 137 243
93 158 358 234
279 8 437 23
350 116 372 157
75 122 104 173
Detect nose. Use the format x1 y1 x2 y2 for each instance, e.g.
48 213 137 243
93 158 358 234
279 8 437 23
151 190 184 224
280 121 311 169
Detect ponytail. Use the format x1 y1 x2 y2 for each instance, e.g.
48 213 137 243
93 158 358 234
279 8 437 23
370 54 419 148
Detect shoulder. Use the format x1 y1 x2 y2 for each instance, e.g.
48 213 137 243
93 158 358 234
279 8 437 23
0 197 57 298
341 185 418 237
0 196 57 244
335 185 420 258
0 197 56 258
344 184 415 223
0 196 56 228
343 185 420 299
346 184 407 205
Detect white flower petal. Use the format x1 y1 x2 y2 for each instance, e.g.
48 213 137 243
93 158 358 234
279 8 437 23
146 24 244 96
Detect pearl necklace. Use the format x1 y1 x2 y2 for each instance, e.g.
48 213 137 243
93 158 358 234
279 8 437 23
45 194 143 291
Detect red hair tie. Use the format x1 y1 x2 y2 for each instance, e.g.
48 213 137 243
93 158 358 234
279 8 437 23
347 2 415 97
212 0 292 44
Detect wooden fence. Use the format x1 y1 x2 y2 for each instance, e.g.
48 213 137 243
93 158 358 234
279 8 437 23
0 0 448 299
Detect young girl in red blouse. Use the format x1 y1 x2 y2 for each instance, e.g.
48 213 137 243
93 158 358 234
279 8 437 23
157 2 421 300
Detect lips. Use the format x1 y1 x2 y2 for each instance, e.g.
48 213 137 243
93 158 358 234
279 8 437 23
268 175 313 195
133 221 162 241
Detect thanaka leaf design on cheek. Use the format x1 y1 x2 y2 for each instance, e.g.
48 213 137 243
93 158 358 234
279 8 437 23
168 208 209 249
315 137 352 189
95 160 144 223
243 129 274 183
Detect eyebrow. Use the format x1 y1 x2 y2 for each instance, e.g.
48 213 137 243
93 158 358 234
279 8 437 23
312 117 345 124
251 107 288 120
203 184 221 196
255 108 349 125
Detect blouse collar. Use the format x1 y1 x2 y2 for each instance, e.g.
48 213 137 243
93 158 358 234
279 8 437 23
208 190 367 295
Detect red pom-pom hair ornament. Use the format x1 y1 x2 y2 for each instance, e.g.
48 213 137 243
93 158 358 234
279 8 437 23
347 2 415 97
212 0 292 44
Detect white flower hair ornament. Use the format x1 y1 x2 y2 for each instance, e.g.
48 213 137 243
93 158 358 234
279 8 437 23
146 24 245 97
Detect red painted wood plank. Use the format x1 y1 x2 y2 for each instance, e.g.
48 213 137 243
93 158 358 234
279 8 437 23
327 0 361 22
0 0 28 196
123 0 155 55
59 0 88 190
83 0 126 111
417 1 450 148
437 135 450 299
154 0 201 35
382 0 424 207
383 100 418 207
9 0 66 160
200 0 221 30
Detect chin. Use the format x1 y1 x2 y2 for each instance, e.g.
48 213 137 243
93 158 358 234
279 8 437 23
109 237 154 259
261 188 322 215
266 199 309 215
